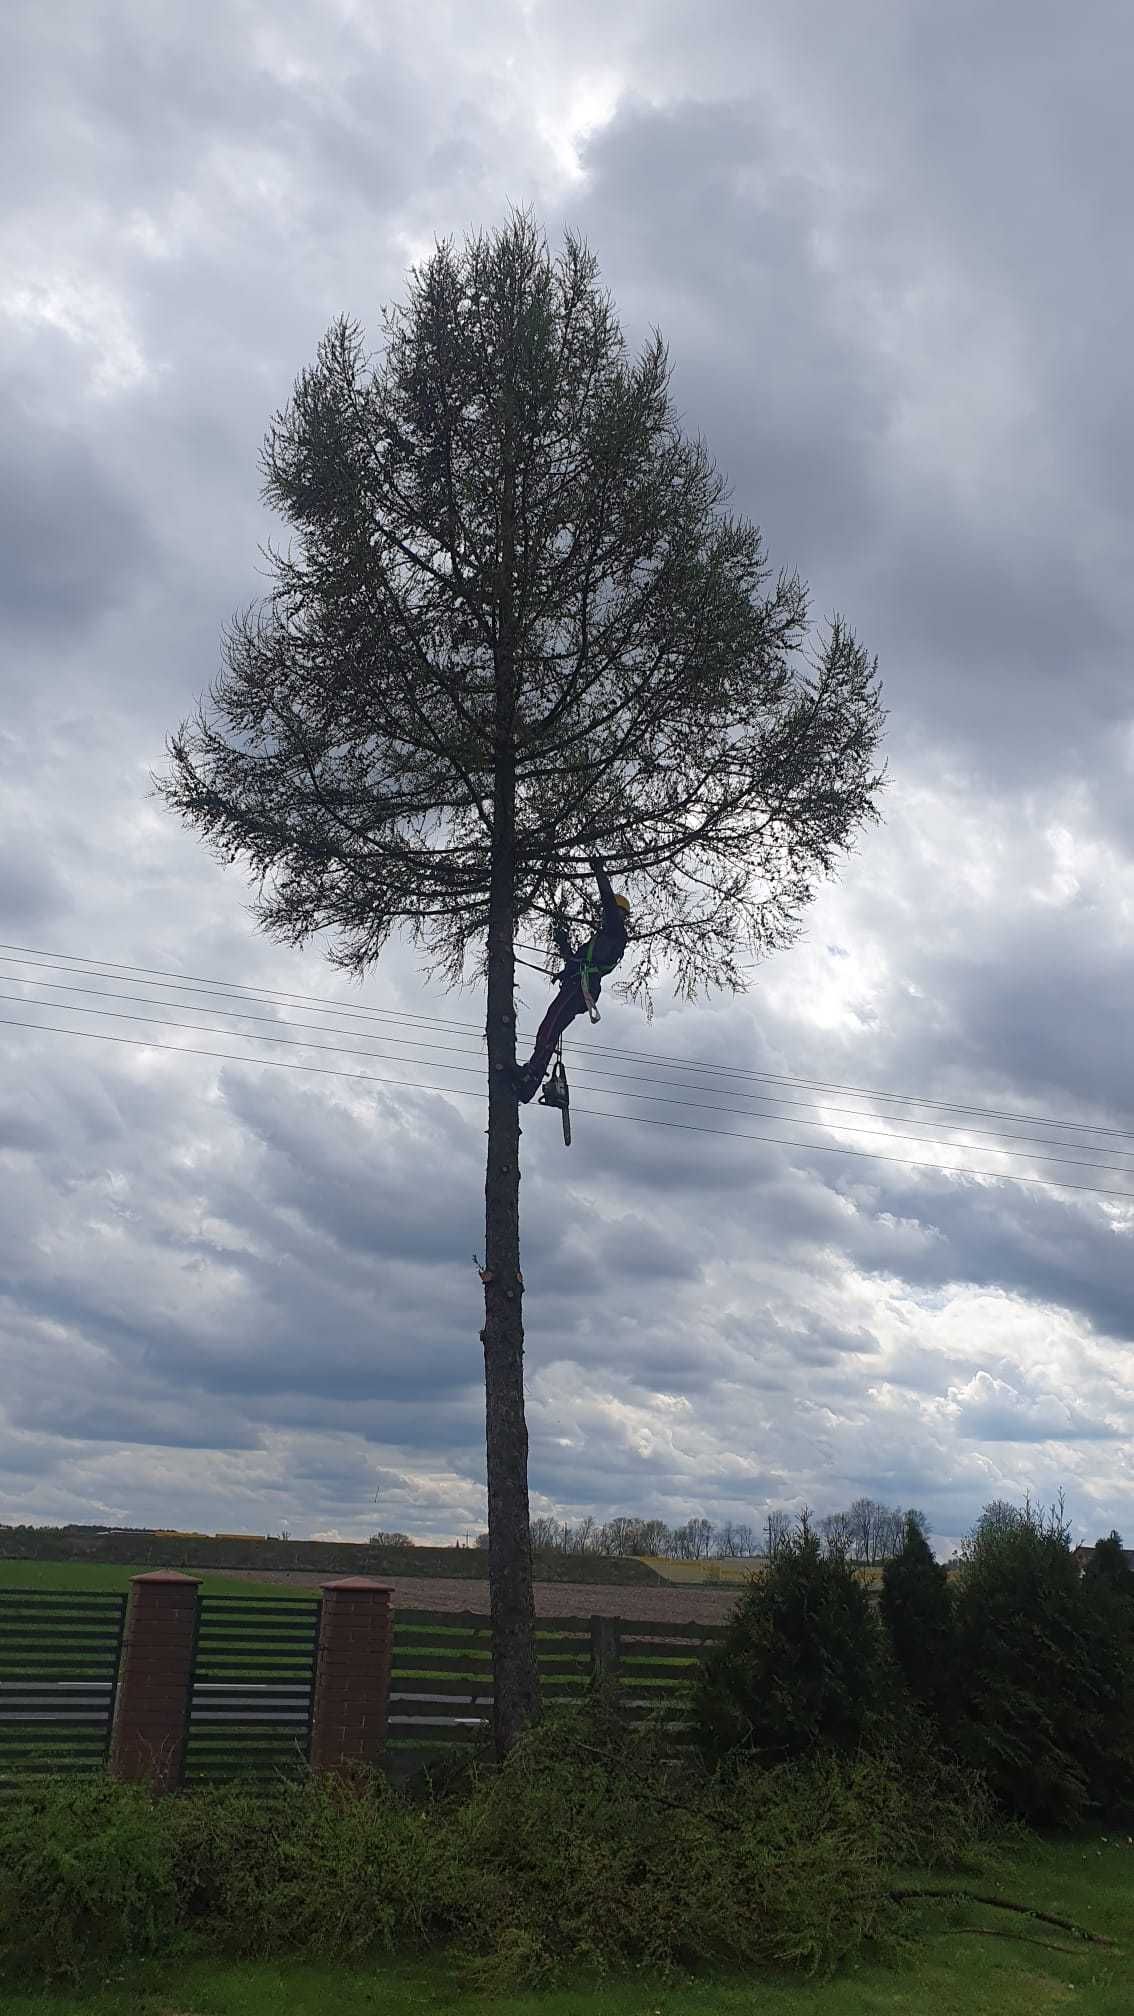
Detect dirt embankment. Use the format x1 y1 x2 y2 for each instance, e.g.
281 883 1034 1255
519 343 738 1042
194 1567 742 1626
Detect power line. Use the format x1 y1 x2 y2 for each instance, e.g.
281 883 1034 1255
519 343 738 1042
2 939 1130 1148
4 986 1134 1180
3 1011 1133 1206
3 950 1133 1165
0 990 484 1080
0 976 487 1068
0 946 488 1040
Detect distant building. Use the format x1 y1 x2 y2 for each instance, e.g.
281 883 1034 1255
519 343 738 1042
1073 1544 1134 1573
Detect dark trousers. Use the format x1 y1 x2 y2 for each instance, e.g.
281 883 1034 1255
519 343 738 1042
518 981 588 1096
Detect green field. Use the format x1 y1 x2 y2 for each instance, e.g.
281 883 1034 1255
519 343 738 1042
2 1835 1130 2015
0 1536 663 1585
0 1560 312 1598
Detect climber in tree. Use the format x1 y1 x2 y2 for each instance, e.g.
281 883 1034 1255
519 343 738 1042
508 855 631 1103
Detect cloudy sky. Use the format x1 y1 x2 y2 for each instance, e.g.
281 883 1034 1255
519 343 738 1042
3 0 1132 1557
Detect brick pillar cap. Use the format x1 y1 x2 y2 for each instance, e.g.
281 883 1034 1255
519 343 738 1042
130 1570 202 1584
321 1576 392 1592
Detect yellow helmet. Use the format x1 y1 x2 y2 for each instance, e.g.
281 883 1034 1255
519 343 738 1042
614 893 631 915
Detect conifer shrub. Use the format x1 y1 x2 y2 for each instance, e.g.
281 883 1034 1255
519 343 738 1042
953 1499 1101 1826
880 1511 958 1731
691 1518 890 1767
1077 1528 1134 1820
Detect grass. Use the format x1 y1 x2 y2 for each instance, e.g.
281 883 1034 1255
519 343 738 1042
641 1557 759 1585
0 1542 664 1586
0 1561 313 1599
3 1835 1132 2016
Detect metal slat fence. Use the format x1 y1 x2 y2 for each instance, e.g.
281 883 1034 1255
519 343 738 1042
181 1593 321 1787
1 1588 728 1790
386 1609 726 1780
0 1590 126 1792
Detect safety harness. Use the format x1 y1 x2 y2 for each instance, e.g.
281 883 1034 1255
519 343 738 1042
577 937 620 1023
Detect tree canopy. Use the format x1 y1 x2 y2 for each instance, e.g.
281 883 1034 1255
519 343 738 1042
163 215 885 1001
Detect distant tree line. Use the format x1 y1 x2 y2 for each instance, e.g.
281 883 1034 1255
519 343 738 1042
471 1496 923 1563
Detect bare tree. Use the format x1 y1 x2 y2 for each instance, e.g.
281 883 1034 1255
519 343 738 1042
671 1516 716 1561
603 1516 645 1557
820 1509 855 1557
637 1519 671 1558
528 1515 562 1551
765 1510 792 1557
876 1504 906 1560
159 215 885 1756
830 1498 908 1563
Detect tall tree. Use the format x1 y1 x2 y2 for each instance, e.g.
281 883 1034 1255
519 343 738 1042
160 214 885 1756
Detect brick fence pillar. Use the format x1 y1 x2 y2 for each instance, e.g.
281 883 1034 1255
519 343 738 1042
309 1577 393 1777
108 1570 200 1793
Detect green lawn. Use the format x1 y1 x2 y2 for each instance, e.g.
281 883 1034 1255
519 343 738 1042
3 1836 1131 2015
0 1561 311 1599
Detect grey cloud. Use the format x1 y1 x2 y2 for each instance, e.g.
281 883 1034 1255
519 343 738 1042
3 0 1134 1550
0 384 160 640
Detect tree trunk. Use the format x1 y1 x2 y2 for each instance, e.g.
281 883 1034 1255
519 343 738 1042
481 419 540 1760
482 862 539 1758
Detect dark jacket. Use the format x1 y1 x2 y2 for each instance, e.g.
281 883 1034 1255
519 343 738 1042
555 863 627 998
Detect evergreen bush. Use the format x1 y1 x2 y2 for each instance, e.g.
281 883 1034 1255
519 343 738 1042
691 1517 889 1768
880 1511 957 1731
953 1499 1094 1826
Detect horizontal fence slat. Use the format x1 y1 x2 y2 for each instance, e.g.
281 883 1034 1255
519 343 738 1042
387 1636 490 1653
189 1677 310 1693
0 1711 110 1724
195 1611 319 1627
389 1676 494 1699
190 1713 311 1723
621 1622 725 1644
0 1723 113 1737
196 1595 320 1610
194 1638 317 1653
387 1716 486 1738
0 1663 120 1679
185 1733 314 1748
389 1705 491 1726
194 1663 316 1675
0 1677 112 1693
0 1594 126 1611
391 1610 492 1633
